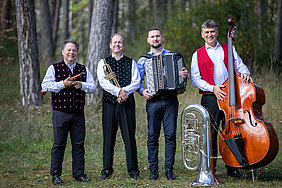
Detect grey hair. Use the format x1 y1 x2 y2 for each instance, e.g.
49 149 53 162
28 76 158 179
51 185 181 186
61 38 79 52
201 20 218 32
111 33 124 43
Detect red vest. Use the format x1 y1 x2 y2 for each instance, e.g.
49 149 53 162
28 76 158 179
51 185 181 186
196 44 228 94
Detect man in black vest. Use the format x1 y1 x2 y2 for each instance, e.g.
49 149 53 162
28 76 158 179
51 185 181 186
41 39 96 185
97 33 141 180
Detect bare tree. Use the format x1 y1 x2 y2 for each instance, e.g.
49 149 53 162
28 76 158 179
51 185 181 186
152 0 168 27
15 0 43 106
1 0 12 28
52 0 61 48
39 0 55 64
89 0 93 37
112 0 119 34
127 0 135 42
240 0 254 71
61 0 69 41
274 0 282 62
257 0 264 43
86 0 115 104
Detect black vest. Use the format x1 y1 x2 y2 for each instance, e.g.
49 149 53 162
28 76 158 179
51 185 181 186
51 61 86 112
102 56 134 103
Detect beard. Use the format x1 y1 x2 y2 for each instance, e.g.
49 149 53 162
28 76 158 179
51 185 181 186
151 43 162 49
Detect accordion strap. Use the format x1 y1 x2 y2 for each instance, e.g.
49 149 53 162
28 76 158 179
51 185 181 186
139 53 154 59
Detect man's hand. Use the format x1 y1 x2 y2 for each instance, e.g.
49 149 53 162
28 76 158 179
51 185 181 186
179 68 188 78
117 89 128 104
241 73 252 83
141 89 153 100
63 77 75 88
73 81 82 89
213 85 226 101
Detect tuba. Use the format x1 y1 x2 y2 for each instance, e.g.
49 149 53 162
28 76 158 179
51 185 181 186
181 104 220 186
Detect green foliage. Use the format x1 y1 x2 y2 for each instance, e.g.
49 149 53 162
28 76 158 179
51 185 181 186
71 0 89 11
124 0 279 71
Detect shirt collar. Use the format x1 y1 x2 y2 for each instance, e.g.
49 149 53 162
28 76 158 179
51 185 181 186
112 54 124 61
205 41 220 50
64 60 76 69
148 46 168 55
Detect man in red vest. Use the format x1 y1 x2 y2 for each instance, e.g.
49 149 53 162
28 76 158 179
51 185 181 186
191 20 252 178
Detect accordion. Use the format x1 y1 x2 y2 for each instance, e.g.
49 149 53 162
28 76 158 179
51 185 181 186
145 52 187 96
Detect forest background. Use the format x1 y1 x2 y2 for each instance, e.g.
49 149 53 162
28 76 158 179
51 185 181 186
0 0 281 187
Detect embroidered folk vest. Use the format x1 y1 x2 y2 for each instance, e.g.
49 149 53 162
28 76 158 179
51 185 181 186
102 56 134 104
51 61 86 112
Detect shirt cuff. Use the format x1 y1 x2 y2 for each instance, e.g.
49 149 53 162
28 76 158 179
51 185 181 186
208 85 215 93
114 87 121 97
59 80 65 89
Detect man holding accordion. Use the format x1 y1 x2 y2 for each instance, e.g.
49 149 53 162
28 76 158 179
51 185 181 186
137 28 189 180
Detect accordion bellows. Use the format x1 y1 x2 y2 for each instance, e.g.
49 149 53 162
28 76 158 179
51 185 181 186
145 52 187 96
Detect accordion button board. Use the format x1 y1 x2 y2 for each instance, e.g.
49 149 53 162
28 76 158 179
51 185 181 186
145 52 187 96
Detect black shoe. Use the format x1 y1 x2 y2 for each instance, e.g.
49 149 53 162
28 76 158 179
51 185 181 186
52 175 63 185
165 169 176 180
129 172 141 180
75 174 91 182
227 169 245 179
149 170 159 180
100 169 113 180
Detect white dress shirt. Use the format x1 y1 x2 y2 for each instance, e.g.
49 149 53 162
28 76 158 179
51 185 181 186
191 42 250 93
41 61 96 93
97 54 140 97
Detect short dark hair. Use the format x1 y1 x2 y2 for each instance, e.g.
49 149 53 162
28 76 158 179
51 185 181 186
147 27 162 36
61 38 79 52
201 20 218 32
111 33 124 43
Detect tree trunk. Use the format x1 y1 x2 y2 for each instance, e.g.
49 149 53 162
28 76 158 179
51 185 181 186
39 0 55 65
152 0 168 27
61 0 69 41
1 0 12 29
52 0 61 48
88 0 93 37
86 0 114 104
241 0 254 72
274 0 282 62
112 0 119 34
127 0 135 42
257 0 263 43
15 0 43 107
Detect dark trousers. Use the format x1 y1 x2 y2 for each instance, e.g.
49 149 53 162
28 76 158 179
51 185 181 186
102 101 139 174
201 94 237 172
146 96 179 171
50 110 85 178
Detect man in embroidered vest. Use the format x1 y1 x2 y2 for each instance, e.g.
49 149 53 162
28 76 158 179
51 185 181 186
97 33 141 180
191 20 252 178
41 39 96 185
137 28 188 180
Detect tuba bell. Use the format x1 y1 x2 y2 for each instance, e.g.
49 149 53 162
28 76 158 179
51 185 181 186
181 104 220 186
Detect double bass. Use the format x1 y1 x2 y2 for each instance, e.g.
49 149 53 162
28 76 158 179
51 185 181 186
217 18 279 169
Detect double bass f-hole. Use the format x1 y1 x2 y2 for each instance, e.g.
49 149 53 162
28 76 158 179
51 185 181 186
244 110 258 127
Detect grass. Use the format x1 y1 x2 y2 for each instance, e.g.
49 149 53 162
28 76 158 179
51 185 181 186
0 60 281 187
